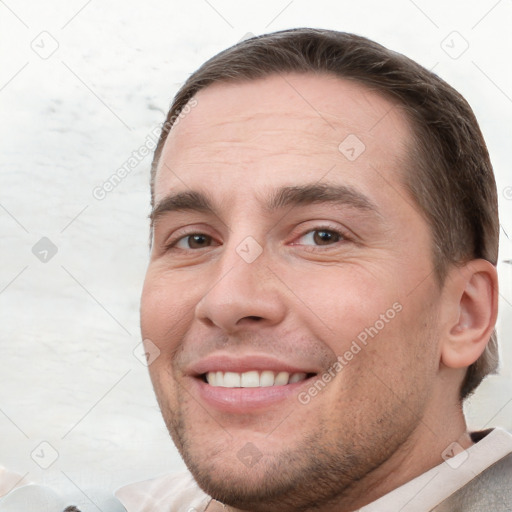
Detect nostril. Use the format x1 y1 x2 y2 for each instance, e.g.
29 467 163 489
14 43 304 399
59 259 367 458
245 316 263 321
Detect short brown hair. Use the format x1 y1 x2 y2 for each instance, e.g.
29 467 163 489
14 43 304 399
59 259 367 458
150 28 499 399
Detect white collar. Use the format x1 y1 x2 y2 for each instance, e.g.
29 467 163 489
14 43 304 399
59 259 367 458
360 428 512 512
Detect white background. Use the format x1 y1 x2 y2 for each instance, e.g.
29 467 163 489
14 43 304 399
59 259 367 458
1 0 511 499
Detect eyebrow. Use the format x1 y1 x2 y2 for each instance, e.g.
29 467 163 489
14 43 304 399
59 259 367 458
150 183 379 226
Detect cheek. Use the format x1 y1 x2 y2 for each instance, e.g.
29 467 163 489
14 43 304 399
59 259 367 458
140 267 199 357
289 263 401 342
297 268 424 388
140 271 194 411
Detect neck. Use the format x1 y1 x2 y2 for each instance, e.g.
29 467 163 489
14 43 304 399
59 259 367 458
329 375 472 511
341 406 471 510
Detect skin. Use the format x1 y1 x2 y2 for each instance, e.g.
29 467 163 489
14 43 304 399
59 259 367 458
140 73 497 511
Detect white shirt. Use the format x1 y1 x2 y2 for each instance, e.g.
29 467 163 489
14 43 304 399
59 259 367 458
114 428 512 512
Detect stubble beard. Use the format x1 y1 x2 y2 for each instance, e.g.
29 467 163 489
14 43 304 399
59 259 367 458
152 315 437 511
157 385 422 512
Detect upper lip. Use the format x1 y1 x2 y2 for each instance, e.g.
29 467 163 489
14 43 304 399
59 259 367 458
186 353 320 377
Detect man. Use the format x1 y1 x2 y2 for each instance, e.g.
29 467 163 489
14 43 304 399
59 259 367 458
117 28 512 511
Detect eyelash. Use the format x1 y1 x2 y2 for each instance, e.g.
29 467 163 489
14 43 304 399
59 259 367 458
163 225 349 253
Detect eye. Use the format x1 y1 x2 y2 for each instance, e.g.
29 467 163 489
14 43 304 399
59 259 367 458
295 228 345 247
167 233 217 250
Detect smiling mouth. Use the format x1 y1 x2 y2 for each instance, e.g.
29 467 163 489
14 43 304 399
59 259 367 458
201 370 317 388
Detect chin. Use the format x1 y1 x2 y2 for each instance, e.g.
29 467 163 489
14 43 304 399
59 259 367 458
170 418 362 512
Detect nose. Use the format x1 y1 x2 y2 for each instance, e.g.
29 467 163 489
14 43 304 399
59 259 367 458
194 239 287 333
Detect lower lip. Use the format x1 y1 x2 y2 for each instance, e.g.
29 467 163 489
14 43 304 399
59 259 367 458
191 377 313 413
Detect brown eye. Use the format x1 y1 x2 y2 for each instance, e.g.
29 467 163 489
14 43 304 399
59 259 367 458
297 229 343 246
163 231 220 253
313 230 341 245
180 234 212 249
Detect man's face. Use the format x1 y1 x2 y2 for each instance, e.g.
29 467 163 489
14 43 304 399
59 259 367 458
141 73 443 510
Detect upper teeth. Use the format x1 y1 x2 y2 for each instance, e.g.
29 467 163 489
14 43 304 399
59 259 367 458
206 370 307 388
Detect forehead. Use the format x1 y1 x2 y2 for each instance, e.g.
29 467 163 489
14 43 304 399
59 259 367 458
154 72 413 204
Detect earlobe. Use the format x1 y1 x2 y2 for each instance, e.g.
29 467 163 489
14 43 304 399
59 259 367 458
440 259 498 369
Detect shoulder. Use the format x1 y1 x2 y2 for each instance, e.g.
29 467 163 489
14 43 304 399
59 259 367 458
433 429 512 512
455 451 512 507
115 470 210 512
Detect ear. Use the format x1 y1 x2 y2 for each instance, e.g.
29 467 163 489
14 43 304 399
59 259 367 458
440 259 498 369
